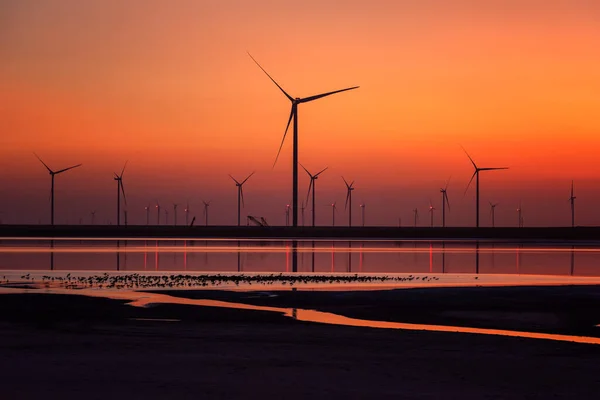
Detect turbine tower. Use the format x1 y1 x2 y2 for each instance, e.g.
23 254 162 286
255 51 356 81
428 201 435 227
489 201 498 228
301 201 306 227
285 204 290 226
462 147 508 228
343 177 355 227
229 172 255 226
90 210 96 225
203 200 211 226
185 202 190 226
34 153 82 225
155 202 161 225
144 204 150 226
248 53 358 227
330 202 337 227
569 180 576 228
113 162 127 226
302 164 328 227
517 202 523 228
440 179 451 227
173 203 178 226
413 208 419 227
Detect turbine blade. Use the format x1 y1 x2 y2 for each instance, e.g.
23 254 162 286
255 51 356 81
460 145 477 170
120 180 127 206
34 153 53 173
273 107 294 167
464 171 477 195
240 187 245 208
342 176 350 188
247 52 294 102
315 167 328 177
445 192 451 210
479 167 509 171
444 176 451 190
242 171 255 184
300 163 312 177
120 161 128 177
55 163 82 174
345 190 350 210
298 86 359 103
306 179 313 205
229 174 240 185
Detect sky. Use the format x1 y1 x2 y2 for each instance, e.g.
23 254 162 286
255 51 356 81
1 0 600 227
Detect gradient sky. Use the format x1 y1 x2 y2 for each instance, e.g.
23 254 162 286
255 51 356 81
1 0 600 227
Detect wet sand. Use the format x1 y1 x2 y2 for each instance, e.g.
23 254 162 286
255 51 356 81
1 287 600 398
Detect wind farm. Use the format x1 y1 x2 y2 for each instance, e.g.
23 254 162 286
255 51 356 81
3 3 600 399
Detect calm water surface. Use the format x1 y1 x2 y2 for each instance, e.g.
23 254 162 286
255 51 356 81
0 238 598 276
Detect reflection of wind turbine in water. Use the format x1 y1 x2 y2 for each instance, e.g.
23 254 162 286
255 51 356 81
34 153 82 225
229 172 255 227
248 52 359 227
113 162 127 226
462 147 508 228
301 164 328 227
569 180 576 228
440 178 451 227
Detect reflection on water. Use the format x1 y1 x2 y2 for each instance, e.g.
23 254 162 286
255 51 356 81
0 239 599 277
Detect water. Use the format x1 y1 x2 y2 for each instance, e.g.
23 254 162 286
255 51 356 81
0 238 598 276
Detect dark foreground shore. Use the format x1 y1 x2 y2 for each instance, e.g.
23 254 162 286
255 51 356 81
1 286 600 399
3 223 600 241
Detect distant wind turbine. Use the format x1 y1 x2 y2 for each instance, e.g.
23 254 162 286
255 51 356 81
462 147 508 228
144 204 150 226
248 52 358 227
517 202 523 228
343 177 355 227
203 200 211 226
90 210 96 225
413 208 419 227
229 172 255 226
173 203 178 226
569 180 576 227
113 162 127 226
330 202 337 227
301 201 306 227
285 204 290 226
489 201 498 228
155 202 161 225
440 178 451 227
428 201 435 227
360 203 365 227
302 164 328 227
165 208 169 225
185 202 190 226
34 153 82 225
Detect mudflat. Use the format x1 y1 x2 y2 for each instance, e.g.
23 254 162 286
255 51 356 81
1 287 600 399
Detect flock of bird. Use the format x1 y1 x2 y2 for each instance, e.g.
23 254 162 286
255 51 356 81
12 273 441 290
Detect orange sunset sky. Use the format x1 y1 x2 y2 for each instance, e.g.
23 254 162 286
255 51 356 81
1 0 600 226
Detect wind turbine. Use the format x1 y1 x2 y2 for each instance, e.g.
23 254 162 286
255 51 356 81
173 203 178 226
428 201 435 227
185 202 190 226
489 201 498 227
462 147 508 228
165 208 169 225
248 53 359 227
301 201 306 227
343 177 355 227
229 172 255 226
330 202 337 227
113 162 127 226
517 202 523 228
90 211 96 225
569 180 576 227
144 204 150 225
34 153 82 225
155 202 161 225
302 164 328 227
203 200 211 226
440 179 451 227
285 204 290 226
360 203 365 227
413 208 419 227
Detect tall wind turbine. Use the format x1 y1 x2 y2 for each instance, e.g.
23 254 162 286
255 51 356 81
462 147 508 228
113 162 127 226
343 177 355 227
440 179 451 227
203 200 211 226
428 201 435 227
34 153 82 225
248 53 359 227
569 180 576 227
360 203 365 227
229 172 255 226
302 164 328 227
489 201 498 227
